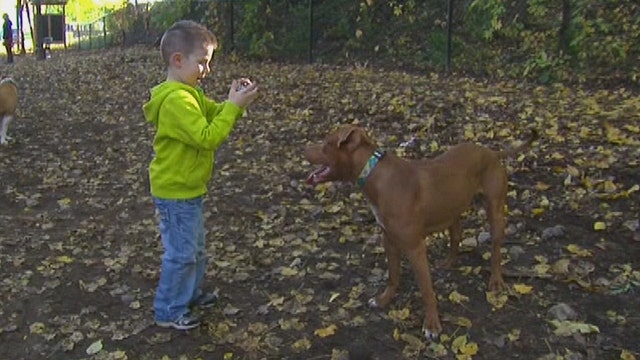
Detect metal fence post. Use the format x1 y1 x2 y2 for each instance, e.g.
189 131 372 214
103 16 107 47
446 0 453 73
308 0 313 63
228 0 234 52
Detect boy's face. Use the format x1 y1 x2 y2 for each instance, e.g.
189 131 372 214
171 43 216 87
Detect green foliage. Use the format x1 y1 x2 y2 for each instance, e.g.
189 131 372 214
66 0 126 22
467 0 506 41
110 0 639 83
148 0 190 31
235 1 313 59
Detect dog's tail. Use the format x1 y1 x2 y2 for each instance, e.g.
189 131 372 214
498 129 539 159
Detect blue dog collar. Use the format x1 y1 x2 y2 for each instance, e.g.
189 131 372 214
357 150 386 187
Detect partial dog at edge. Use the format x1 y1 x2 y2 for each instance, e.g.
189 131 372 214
305 125 538 340
0 77 18 145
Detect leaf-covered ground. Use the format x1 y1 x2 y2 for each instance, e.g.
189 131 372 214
0 47 639 360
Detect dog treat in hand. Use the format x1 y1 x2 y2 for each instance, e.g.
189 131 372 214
236 78 252 92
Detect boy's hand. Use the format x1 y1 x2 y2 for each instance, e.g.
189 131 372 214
228 78 258 108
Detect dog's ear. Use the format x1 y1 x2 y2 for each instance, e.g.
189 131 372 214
337 126 361 151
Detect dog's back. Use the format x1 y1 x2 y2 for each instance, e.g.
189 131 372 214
0 78 18 116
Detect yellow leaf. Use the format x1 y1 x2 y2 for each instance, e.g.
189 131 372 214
566 165 580 177
223 353 234 360
453 316 472 328
326 203 344 213
507 329 521 342
549 320 599 337
533 263 551 276
464 129 475 140
269 296 285 306
86 340 103 355
460 341 479 356
567 244 592 257
388 307 410 321
314 324 338 337
448 290 470 304
551 258 571 274
535 182 551 191
57 197 72 209
623 124 640 134
281 267 299 276
486 291 508 309
603 180 617 193
451 335 468 351
56 255 74 264
399 333 426 349
621 349 636 360
329 292 340 302
532 208 545 216
29 322 46 334
564 174 573 186
291 338 312 352
594 221 607 231
513 283 533 295
539 196 550 207
279 318 305 331
550 152 565 160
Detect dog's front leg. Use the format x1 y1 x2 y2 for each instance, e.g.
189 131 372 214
368 233 400 309
405 242 442 340
487 201 507 292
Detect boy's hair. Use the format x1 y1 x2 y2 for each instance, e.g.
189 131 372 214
160 20 217 65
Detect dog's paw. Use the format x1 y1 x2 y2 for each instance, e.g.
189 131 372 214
422 326 440 341
367 297 380 308
488 274 506 292
422 318 442 341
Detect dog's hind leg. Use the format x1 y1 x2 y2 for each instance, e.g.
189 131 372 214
482 166 508 292
0 115 12 145
438 218 462 269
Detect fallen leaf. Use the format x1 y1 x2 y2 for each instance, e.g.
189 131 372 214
314 324 338 337
549 320 600 336
513 283 534 295
86 339 103 355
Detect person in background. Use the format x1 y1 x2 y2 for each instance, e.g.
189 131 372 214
2 13 13 64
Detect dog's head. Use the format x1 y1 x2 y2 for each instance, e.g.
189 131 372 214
305 125 377 185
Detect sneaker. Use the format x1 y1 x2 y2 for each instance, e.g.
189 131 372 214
191 292 219 309
156 312 202 330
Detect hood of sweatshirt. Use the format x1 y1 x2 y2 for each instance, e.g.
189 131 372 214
143 81 198 127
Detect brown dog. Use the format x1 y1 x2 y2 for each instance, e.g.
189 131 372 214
305 125 537 339
0 77 18 145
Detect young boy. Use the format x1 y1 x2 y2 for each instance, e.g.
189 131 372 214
143 20 258 330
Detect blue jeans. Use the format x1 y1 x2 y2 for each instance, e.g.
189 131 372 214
153 197 208 322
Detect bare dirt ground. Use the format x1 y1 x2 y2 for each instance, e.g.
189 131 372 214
0 47 639 360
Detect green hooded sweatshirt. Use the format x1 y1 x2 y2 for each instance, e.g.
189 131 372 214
143 81 244 199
